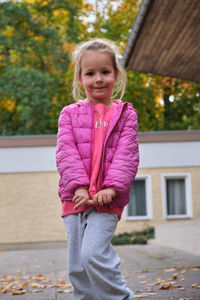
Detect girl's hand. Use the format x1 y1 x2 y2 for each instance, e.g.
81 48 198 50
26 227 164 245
93 188 116 206
73 188 91 210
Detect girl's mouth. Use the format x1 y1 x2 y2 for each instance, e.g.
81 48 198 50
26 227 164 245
93 86 106 89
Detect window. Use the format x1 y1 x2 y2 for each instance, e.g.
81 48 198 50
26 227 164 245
124 175 152 220
162 173 193 219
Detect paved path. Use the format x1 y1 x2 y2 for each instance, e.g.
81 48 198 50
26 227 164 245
0 243 200 299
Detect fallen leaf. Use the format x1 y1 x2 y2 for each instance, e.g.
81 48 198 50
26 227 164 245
149 280 165 286
135 295 149 298
178 298 193 300
168 281 176 285
169 273 178 280
178 287 186 291
11 290 27 295
30 274 50 283
146 288 155 293
2 282 16 293
48 283 64 288
31 283 45 289
191 283 200 289
56 289 72 294
31 289 44 293
141 269 152 273
154 277 162 281
164 268 176 272
159 284 175 290
22 282 29 288
63 289 72 293
139 281 147 284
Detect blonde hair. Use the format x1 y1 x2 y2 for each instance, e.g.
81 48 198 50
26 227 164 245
72 38 127 101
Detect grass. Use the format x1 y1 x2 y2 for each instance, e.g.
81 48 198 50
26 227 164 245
111 227 155 245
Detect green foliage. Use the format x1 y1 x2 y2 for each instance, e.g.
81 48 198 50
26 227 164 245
111 227 155 246
125 71 163 131
0 0 79 135
0 67 55 134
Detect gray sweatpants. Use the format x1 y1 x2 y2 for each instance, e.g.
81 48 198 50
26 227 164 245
64 208 134 300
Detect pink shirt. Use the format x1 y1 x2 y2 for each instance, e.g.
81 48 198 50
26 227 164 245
61 102 123 219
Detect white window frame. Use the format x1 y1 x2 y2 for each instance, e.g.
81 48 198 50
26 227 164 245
123 174 153 221
162 173 193 219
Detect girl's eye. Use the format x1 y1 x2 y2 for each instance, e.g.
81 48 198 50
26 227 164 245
86 72 94 76
102 70 110 74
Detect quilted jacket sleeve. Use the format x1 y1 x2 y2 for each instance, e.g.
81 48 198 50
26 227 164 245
56 106 90 194
102 108 139 196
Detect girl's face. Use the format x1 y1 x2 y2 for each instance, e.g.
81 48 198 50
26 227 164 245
79 50 117 105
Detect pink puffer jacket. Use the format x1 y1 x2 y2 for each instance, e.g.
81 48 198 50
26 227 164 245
56 99 139 208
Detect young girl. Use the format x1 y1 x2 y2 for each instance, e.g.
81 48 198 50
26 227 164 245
56 38 139 300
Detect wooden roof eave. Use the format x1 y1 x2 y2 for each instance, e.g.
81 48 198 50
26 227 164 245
122 0 153 68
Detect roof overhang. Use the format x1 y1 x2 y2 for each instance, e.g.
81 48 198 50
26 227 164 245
122 0 200 83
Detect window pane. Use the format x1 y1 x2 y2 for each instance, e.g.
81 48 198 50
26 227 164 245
166 179 186 215
128 180 146 216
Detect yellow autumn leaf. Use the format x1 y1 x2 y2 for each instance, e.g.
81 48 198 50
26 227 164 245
2 282 16 293
178 287 186 291
149 280 165 286
169 273 178 280
191 283 200 289
31 283 45 289
11 290 27 295
159 284 175 290
31 289 44 293
139 281 147 284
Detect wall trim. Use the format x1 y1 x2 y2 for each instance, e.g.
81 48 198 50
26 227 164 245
0 130 200 148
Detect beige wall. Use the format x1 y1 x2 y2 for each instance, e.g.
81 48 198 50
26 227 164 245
0 166 200 244
0 172 66 244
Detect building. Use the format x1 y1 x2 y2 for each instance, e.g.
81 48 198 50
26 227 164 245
0 132 200 244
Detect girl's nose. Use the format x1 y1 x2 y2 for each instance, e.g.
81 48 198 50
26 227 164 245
95 73 103 82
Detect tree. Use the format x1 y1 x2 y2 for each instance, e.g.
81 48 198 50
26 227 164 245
0 0 199 135
0 0 81 135
151 76 200 130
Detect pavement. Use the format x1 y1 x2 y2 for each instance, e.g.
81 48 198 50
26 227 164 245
0 220 200 299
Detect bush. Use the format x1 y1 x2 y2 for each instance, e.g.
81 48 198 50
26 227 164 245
111 227 154 245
